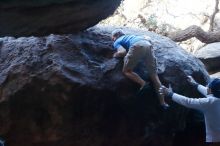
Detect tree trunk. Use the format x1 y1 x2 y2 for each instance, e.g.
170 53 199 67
168 25 220 43
209 0 219 31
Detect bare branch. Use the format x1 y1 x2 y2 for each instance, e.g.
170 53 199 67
209 0 219 31
168 25 220 43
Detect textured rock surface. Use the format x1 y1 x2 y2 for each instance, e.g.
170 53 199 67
0 0 121 37
0 26 209 146
195 42 220 73
211 72 220 78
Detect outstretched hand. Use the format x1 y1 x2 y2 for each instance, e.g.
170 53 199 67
187 76 198 86
159 85 174 99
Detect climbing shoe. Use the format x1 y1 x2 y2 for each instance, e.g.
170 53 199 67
160 103 170 110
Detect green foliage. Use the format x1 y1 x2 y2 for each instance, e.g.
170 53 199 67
145 14 158 31
141 13 172 35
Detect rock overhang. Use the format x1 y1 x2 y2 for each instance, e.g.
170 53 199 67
0 0 122 37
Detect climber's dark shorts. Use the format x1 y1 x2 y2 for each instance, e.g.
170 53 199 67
123 40 157 75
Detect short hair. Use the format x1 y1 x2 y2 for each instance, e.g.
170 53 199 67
111 29 125 38
208 78 220 98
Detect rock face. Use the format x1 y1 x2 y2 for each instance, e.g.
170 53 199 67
195 42 220 73
211 72 220 78
0 0 121 37
0 26 209 146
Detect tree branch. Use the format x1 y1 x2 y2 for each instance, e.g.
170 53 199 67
168 25 220 43
209 0 219 31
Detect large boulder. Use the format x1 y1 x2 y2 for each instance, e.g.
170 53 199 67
0 26 209 146
0 0 121 37
195 42 220 73
210 72 220 78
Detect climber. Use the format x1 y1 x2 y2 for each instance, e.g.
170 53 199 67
159 76 220 146
111 29 169 109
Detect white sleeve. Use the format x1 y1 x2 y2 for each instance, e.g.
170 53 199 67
172 93 210 111
197 85 208 96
